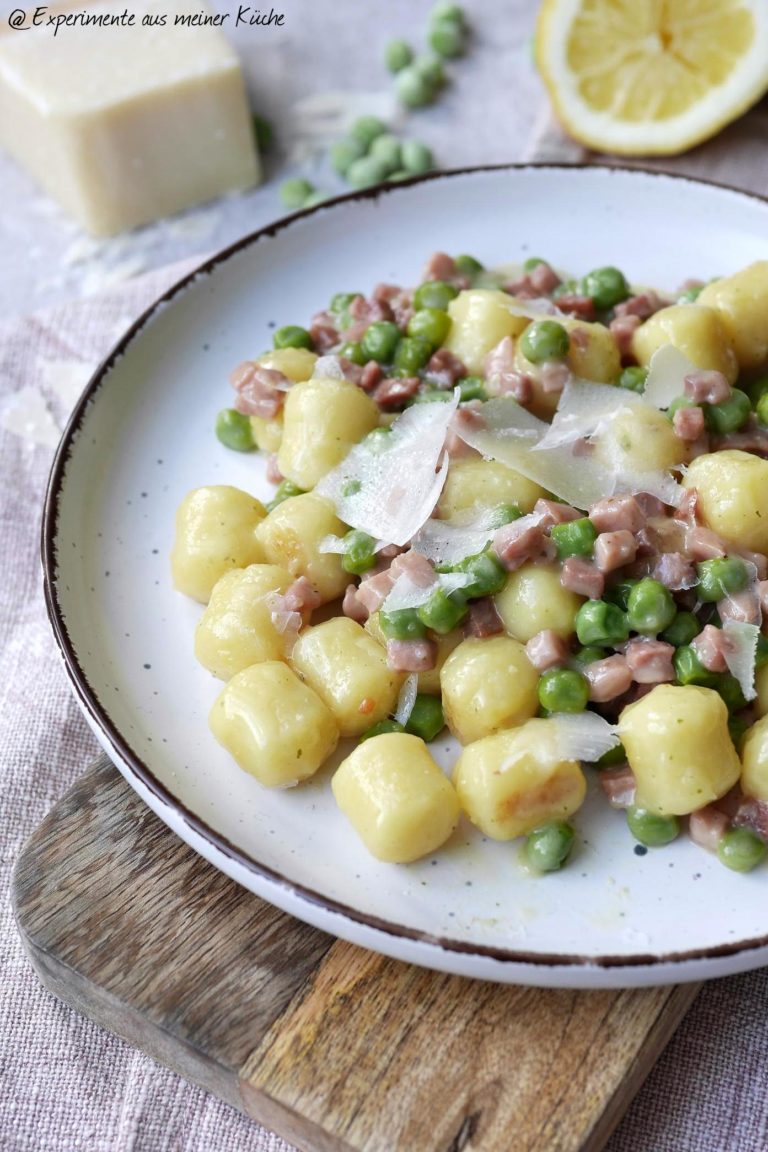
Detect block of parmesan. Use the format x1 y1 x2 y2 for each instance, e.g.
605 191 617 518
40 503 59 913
0 0 260 235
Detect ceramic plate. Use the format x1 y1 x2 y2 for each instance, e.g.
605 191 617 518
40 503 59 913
43 165 768 988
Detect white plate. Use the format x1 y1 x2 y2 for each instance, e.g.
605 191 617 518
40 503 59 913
44 165 768 989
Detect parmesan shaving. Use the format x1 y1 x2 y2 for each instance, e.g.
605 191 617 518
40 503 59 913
723 621 759 702
643 344 696 410
534 378 644 451
503 296 562 320
313 355 346 380
548 712 621 763
412 508 502 566
383 571 472 613
316 392 458 546
394 674 419 726
319 534 347 555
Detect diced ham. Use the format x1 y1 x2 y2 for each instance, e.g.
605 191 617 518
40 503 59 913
718 588 761 626
534 499 582 527
283 576 323 615
493 520 547 571
560 555 605 599
390 550 436 588
553 293 595 320
386 638 438 672
673 487 701 526
614 290 665 320
758 580 768 616
624 637 675 683
652 551 696 591
685 525 726 561
358 360 383 392
600 764 636 809
266 454 283 485
356 569 396 614
342 582 369 624
503 276 538 299
689 805 730 852
528 262 561 294
525 629 569 671
465 597 504 638
609 314 641 358
595 530 637 573
445 409 482 459
372 283 403 304
374 285 414 332
423 252 457 282
684 369 731 405
230 362 288 420
673 405 705 442
733 798 768 842
691 624 730 673
589 494 646 535
712 416 768 457
737 549 768 581
539 360 571 394
373 375 421 408
583 655 633 702
485 336 534 403
309 310 340 353
425 348 466 388
633 493 668 519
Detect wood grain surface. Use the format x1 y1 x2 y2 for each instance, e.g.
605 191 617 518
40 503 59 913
12 755 700 1152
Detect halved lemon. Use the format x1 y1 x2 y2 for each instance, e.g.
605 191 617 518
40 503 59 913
535 0 768 155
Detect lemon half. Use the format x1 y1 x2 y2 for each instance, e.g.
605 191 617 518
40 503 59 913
536 0 768 155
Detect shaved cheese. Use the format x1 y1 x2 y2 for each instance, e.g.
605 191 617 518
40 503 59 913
723 621 759 702
534 378 643 451
316 393 458 546
319 534 347 555
312 355 346 380
383 571 473 613
412 508 502 566
643 344 696 410
548 712 621 763
612 468 682 507
394 674 419 727
503 296 562 320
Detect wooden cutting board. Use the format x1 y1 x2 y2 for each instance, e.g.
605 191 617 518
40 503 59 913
12 754 699 1152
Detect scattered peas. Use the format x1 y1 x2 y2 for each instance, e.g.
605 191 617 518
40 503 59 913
618 366 648 393
414 280 458 311
594 742 627 769
456 376 487 402
626 807 680 847
266 479 305 512
215 409 254 453
407 307 451 349
485 503 522 528
704 388 751 435
661 611 701 647
756 634 768 669
580 266 629 311
395 65 437 108
452 550 507 598
746 374 768 407
385 38 414 74
575 600 629 648
279 178 315 210
331 137 367 177
429 18 466 58
342 529 378 576
756 393 768 426
350 116 388 148
523 257 546 273
718 827 767 872
252 114 273 152
696 556 749 602
361 321 401 363
715 673 747 715
673 645 717 688
729 715 750 749
273 325 313 350
303 190 328 208
379 606 428 641
678 284 704 303
454 254 484 277
360 719 405 742
405 695 446 741
625 578 676 635
394 335 433 374
369 133 403 175
550 517 597 561
537 668 590 714
417 585 468 633
573 645 608 665
667 395 697 422
430 1 467 25
338 341 366 366
414 54 447 89
330 291 362 314
525 822 575 873
604 579 637 612
519 320 570 363
346 156 391 189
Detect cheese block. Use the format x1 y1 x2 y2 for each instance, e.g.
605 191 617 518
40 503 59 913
0 0 260 235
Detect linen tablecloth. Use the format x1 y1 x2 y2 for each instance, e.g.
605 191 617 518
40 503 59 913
3 107 768 1151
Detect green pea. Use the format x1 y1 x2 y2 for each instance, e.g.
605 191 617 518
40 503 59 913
341 529 377 576
405 694 446 741
395 66 436 108
537 668 589 714
696 556 749 602
594 742 627 768
330 137 367 176
626 578 676 635
745 374 768 407
667 396 698 423
661 611 701 647
580 266 629 311
417 585 468 634
338 341 366 366
361 321 401 364
379 606 428 641
273 325 312 350
573 645 608 665
718 826 767 872
360 719 405 742
401 139 435 175
714 673 747 714
523 257 546 273
407 307 451 349
252 114 273 152
552 279 577 299
453 551 507 598
431 1 467 25
729 715 750 750
485 503 522 528
618 366 648 393
369 133 403 176
626 807 679 847
756 634 768 669
215 408 255 452
303 191 328 208
575 600 629 648
604 580 637 612
550 517 597 561
331 292 361 316
457 376 487 402
387 170 412 183
385 38 413 73
410 390 453 404
349 116 387 148
519 320 570 363
429 18 466 58
678 284 704 303
704 388 751 435
673 645 717 687
414 280 459 311
266 479 305 511
346 156 391 189
279 178 315 209
525 822 575 873
414 54 447 89
393 336 432 374
454 254 484 277
756 393 768 427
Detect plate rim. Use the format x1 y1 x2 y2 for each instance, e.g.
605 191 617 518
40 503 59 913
41 161 768 973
